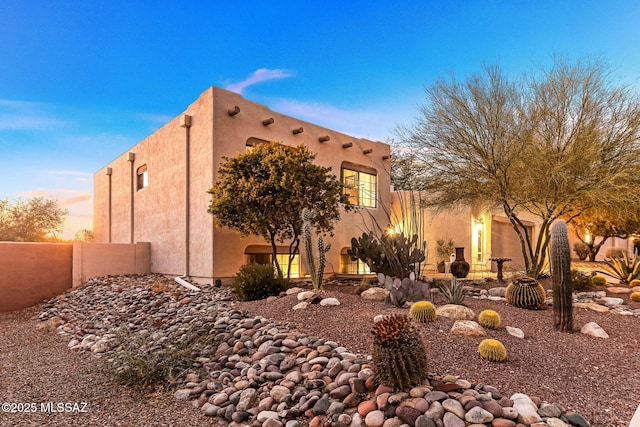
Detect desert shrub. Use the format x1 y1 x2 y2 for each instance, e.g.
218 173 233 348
478 339 507 362
354 277 371 295
409 301 437 322
232 263 288 301
573 242 590 260
478 309 501 329
630 292 640 302
598 254 640 285
107 321 219 393
571 270 595 292
372 314 428 390
605 247 629 260
591 275 608 287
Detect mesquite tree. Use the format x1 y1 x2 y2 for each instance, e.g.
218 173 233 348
550 220 573 332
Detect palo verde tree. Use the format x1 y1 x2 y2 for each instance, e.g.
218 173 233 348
395 57 640 277
0 197 68 242
208 141 351 279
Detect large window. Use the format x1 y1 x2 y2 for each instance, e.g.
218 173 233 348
136 165 148 190
245 245 300 278
340 248 371 274
341 164 377 208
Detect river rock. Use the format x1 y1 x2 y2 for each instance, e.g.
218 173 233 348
510 393 541 424
580 322 609 338
437 304 475 320
450 320 487 337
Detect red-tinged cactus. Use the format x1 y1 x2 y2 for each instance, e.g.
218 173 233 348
372 314 428 390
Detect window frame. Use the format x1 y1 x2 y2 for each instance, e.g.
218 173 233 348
341 163 377 208
136 164 148 190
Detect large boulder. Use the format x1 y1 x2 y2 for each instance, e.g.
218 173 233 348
436 304 475 320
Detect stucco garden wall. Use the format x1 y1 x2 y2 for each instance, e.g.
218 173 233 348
72 241 150 287
0 242 72 312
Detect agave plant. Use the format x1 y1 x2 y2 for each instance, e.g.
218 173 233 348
437 277 467 305
598 254 640 285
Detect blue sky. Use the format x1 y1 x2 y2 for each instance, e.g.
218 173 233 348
1 1 639 238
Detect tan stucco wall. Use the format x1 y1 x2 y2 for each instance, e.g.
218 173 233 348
95 86 391 281
0 242 72 312
72 242 151 287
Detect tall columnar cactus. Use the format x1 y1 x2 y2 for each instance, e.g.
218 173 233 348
302 208 331 289
550 220 573 332
372 314 428 390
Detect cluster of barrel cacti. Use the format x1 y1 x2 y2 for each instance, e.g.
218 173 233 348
478 338 507 362
302 208 330 289
478 309 501 329
371 314 428 390
505 276 547 310
409 301 437 322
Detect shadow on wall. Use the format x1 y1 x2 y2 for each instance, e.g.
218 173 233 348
0 242 73 312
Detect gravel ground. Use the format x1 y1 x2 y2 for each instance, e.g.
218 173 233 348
236 280 640 427
1 277 639 427
0 306 213 427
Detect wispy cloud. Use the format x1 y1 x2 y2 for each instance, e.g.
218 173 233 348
226 68 294 95
0 99 68 131
44 170 93 183
20 188 92 207
267 98 394 142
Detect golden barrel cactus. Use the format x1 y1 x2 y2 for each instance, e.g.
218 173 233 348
410 301 437 323
478 338 507 362
478 309 501 329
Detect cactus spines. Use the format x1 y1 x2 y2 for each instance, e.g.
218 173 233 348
478 309 501 329
630 292 640 302
302 208 330 289
505 276 546 310
550 220 573 332
410 301 437 323
478 338 507 362
372 314 428 390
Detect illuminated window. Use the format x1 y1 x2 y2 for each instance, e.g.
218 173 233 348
245 245 300 278
340 248 371 274
275 254 300 279
136 165 148 190
341 164 377 208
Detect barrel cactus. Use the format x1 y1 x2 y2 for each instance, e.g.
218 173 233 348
591 275 607 287
372 314 428 390
630 279 640 288
478 309 501 329
478 338 507 362
505 276 547 310
630 292 640 302
410 301 437 323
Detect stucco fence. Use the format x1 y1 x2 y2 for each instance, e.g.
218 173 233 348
0 241 150 312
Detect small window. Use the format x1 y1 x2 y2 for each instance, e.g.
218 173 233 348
341 163 377 208
136 165 148 190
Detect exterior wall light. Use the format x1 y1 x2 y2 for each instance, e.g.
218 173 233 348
318 135 330 143
228 106 240 116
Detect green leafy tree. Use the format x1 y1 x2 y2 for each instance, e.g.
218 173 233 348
0 197 69 242
395 58 640 277
74 229 95 242
208 141 351 278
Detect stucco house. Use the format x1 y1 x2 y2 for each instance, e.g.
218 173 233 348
94 86 392 282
